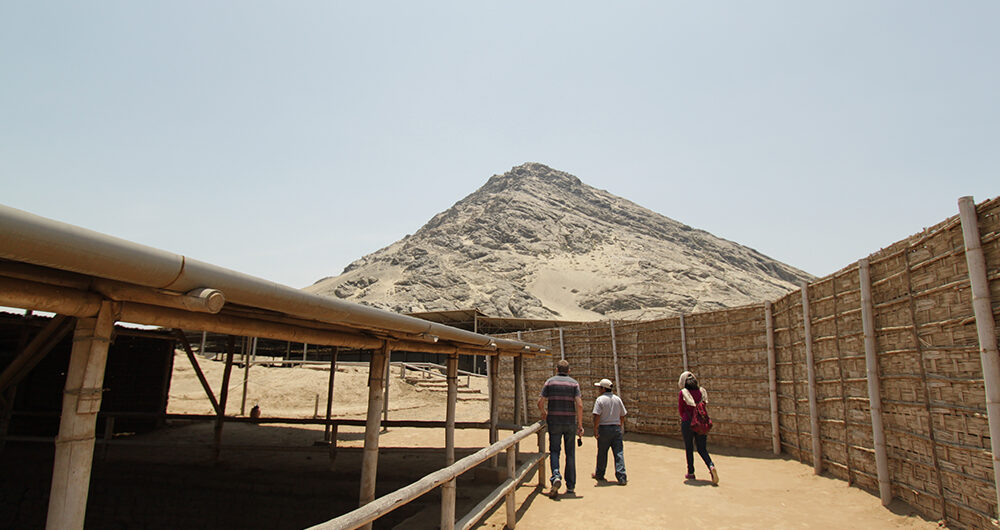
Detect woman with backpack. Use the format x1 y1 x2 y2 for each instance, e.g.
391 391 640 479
678 371 718 484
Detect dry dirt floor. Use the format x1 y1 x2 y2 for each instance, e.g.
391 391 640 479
167 353 940 529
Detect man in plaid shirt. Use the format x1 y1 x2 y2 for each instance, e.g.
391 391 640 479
537 360 584 498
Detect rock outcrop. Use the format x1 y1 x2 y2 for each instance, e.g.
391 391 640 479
305 163 813 320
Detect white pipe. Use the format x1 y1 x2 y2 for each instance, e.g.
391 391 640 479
802 283 822 474
765 302 780 455
859 259 892 505
958 196 1000 520
0 204 542 354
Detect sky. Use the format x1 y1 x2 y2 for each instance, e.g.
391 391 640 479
1 1 997 289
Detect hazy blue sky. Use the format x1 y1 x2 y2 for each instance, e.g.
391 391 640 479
2 2 997 288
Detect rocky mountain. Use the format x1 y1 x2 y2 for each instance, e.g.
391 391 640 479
305 163 813 321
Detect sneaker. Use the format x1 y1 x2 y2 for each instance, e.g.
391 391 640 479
591 473 606 481
710 465 719 485
684 473 696 480
548 477 561 497
565 489 575 495
618 478 627 486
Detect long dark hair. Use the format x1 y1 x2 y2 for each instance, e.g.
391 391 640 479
685 374 699 391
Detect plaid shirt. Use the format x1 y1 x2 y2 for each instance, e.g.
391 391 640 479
540 374 580 425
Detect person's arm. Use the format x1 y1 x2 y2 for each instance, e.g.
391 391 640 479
575 395 584 437
537 396 547 421
593 413 601 438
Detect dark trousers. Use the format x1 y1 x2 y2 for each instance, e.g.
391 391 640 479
681 420 713 474
595 424 626 482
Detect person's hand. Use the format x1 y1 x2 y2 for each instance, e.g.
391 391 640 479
577 426 584 437
594 431 600 439
540 410 547 421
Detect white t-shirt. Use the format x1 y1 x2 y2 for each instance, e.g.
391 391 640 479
593 392 627 426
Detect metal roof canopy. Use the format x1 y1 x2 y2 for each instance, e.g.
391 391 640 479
0 204 547 356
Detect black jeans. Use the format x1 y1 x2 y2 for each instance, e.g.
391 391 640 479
681 420 713 474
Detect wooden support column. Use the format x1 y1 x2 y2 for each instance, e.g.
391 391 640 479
240 337 250 415
859 259 892 506
832 274 853 486
325 347 339 442
680 313 688 372
536 428 546 488
958 196 1000 520
214 336 235 461
46 301 115 530
558 328 565 361
359 342 390 529
489 354 500 467
514 354 524 427
441 352 459 530
610 320 621 400
765 302 780 455
383 352 390 427
505 445 516 529
802 283 822 474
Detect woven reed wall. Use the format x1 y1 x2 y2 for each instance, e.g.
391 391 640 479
492 196 1000 529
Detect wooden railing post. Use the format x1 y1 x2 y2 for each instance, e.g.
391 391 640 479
505 445 516 529
359 342 390 530
441 352 459 530
859 259 892 506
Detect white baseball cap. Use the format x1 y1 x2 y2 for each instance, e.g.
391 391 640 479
594 378 613 389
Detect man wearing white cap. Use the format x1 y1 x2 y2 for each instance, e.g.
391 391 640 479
591 378 627 485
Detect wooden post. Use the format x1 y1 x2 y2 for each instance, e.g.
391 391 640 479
505 445 516 529
325 347 339 442
859 259 892 506
199 331 207 356
765 302 780 455
514 355 523 427
536 429 546 488
214 336 235 461
680 313 688 371
802 283 822 474
358 342 390 529
46 301 115 530
383 352 391 427
441 352 459 530
610 320 621 400
240 337 250 416
558 328 565 361
958 196 1000 520
489 354 500 467
831 272 853 485
303 342 309 362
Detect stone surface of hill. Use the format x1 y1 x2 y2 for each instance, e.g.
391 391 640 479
305 163 813 321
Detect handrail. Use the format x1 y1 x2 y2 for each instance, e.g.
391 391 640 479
307 420 546 530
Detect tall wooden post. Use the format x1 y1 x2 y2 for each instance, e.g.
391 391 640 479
325 347 339 442
46 301 115 530
860 259 892 506
505 445 517 529
765 302 780 455
358 343 390 530
802 283 822 474
441 352 459 530
489 354 500 467
514 355 524 427
680 313 689 371
958 196 1000 520
382 351 391 426
214 336 235 461
610 320 621 400
240 337 250 416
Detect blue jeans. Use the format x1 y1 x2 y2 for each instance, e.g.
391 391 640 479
547 422 577 490
595 424 626 482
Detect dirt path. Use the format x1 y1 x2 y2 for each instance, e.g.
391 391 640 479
477 433 938 529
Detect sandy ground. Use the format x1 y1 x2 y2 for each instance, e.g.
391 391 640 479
168 353 939 529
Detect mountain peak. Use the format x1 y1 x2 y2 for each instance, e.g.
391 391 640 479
306 164 812 320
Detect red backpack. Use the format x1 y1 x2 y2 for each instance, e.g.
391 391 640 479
691 399 713 435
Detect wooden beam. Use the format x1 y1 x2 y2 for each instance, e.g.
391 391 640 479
0 314 74 395
441 352 459 530
173 329 220 415
214 336 235 461
859 259 892 506
489 354 500 467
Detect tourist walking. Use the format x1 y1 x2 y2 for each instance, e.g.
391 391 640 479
678 370 718 484
537 359 584 498
591 378 627 485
